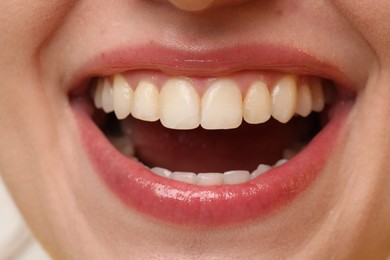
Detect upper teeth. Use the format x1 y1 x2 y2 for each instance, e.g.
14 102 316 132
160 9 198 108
93 73 326 130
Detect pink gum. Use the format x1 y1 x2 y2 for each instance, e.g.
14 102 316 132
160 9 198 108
104 70 323 96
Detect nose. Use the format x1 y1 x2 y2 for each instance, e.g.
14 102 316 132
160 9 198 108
167 0 252 12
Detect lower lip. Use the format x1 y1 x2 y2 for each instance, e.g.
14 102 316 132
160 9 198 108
73 101 350 226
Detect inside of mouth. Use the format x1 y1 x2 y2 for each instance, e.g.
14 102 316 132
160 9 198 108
88 73 336 176
99 113 321 173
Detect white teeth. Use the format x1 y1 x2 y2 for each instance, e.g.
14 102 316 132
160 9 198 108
274 159 288 167
201 79 243 129
160 78 200 130
251 164 271 179
271 75 298 123
311 79 325 112
295 83 312 117
151 167 172 178
171 171 197 184
224 170 250 185
147 158 295 185
102 79 114 113
94 73 328 129
243 81 272 124
97 74 323 186
132 81 160 122
113 74 133 120
147 160 286 185
197 173 224 186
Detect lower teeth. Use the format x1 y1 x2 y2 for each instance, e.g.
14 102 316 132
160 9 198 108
107 135 305 186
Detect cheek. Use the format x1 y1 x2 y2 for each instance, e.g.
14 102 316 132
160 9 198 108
331 0 390 64
0 0 76 139
0 0 76 57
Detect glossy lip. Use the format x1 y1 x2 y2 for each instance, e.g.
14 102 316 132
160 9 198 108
70 44 354 226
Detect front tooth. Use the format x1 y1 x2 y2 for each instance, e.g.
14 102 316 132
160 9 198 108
295 83 312 117
197 173 224 186
201 79 243 129
102 78 114 113
160 78 200 130
171 171 197 184
311 79 325 112
243 81 272 124
271 76 297 123
94 79 104 109
132 81 160 122
223 170 250 185
113 74 133 119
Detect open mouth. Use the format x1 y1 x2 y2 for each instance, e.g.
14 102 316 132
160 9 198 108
70 46 354 226
95 72 330 181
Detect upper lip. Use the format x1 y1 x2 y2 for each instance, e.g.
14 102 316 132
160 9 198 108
67 43 359 95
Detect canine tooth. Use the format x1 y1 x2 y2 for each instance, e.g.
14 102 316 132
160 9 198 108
243 81 272 124
160 78 200 130
94 79 104 109
151 167 172 178
197 173 224 186
102 79 114 113
171 171 197 184
296 83 312 117
311 79 325 112
201 79 243 129
271 76 297 123
251 164 271 179
113 74 133 119
132 81 160 122
224 170 250 185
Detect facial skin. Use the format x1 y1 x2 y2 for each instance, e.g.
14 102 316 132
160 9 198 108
0 0 390 259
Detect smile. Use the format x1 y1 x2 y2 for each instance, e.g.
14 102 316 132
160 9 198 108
70 44 355 226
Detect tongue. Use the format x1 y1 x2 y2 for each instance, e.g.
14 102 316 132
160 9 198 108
122 116 319 173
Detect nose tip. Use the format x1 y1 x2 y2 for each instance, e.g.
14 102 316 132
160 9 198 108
168 0 216 11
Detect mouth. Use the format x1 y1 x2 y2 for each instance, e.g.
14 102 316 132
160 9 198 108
70 45 354 226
